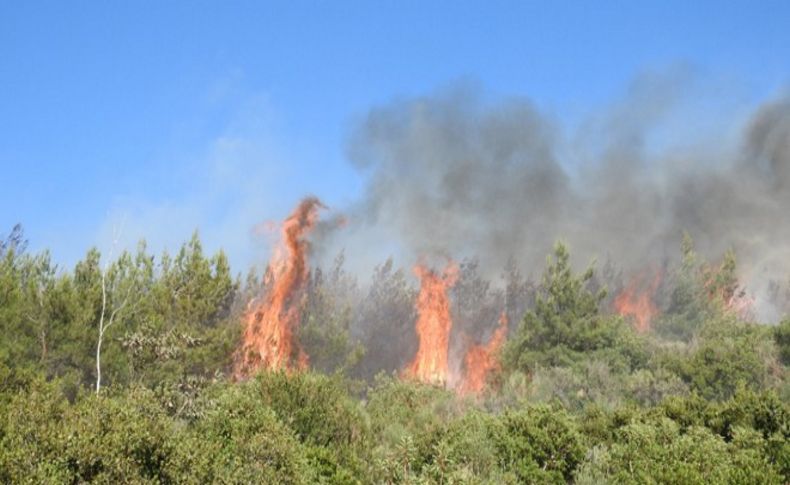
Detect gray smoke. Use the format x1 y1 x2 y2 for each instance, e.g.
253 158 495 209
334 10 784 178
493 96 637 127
318 78 790 322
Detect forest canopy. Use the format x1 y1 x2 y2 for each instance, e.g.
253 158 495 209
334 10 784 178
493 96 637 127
0 222 788 484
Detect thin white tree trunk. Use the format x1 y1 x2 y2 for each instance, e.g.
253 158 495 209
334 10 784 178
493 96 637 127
96 220 124 395
96 263 107 394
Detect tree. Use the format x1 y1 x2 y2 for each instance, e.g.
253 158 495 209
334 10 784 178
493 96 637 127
503 242 641 373
0 239 53 391
95 245 144 394
299 253 365 375
0 223 28 255
157 232 235 329
775 318 790 366
353 259 416 380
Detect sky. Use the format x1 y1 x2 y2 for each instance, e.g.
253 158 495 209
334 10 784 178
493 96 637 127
1 1 789 272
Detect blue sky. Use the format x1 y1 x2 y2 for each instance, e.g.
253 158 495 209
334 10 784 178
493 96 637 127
2 1 789 271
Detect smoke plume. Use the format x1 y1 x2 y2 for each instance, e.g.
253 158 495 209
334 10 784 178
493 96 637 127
319 78 790 322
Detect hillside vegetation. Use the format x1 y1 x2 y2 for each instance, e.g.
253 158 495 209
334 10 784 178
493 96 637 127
0 226 788 484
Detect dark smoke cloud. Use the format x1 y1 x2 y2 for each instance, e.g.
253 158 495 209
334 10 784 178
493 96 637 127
318 76 790 321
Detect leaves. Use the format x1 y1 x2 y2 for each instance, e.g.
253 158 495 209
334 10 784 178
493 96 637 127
0 227 788 482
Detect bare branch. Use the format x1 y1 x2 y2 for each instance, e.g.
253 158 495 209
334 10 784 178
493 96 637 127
96 216 127 395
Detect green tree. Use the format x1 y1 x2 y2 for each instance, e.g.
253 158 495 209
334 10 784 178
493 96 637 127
503 242 643 373
299 253 365 375
775 318 790 366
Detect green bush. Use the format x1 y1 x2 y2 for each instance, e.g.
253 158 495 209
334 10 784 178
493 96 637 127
489 405 585 484
165 382 312 484
575 417 782 484
252 371 371 481
0 381 174 483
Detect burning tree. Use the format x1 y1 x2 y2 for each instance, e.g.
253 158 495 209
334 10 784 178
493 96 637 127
659 236 756 341
234 197 325 378
614 269 662 333
458 312 508 395
405 261 459 386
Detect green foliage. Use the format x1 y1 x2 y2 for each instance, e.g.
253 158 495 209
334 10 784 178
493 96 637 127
488 405 585 483
299 254 365 375
0 228 787 483
0 371 787 484
429 411 505 482
0 379 174 483
503 242 646 375
662 317 778 400
165 381 313 484
575 418 782 484
253 371 371 481
369 386 585 483
776 317 790 366
657 234 711 340
367 375 459 478
353 259 417 380
157 233 236 330
657 236 750 342
659 389 790 478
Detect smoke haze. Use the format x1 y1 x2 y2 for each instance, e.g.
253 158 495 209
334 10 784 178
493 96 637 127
317 77 790 321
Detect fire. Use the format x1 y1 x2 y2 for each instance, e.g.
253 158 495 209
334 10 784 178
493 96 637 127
702 259 755 320
614 270 662 333
724 290 755 319
458 312 508 396
234 197 325 378
405 261 459 386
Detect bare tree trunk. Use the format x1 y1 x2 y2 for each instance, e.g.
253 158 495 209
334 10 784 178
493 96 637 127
96 263 108 394
95 331 103 393
94 220 136 395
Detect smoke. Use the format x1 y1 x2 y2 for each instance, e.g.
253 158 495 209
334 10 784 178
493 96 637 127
317 77 790 322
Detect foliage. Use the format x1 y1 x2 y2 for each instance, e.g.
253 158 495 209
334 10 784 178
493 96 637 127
776 317 790 366
165 381 313 484
0 226 788 482
299 253 365 375
503 242 646 374
575 418 782 484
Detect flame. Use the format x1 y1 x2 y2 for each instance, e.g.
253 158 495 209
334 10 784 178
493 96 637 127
614 270 662 333
724 290 755 319
702 263 755 320
458 312 508 396
234 197 325 378
405 261 459 386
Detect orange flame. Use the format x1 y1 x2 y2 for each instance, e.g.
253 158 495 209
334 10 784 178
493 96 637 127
702 264 755 320
614 270 662 333
458 312 508 396
234 197 325 378
405 261 459 386
724 290 755 319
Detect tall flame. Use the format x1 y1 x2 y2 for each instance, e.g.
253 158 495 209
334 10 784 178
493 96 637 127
458 312 508 396
406 261 459 386
234 197 325 378
614 270 662 333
